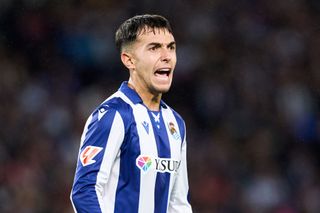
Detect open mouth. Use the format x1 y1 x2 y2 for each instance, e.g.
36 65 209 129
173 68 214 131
154 68 171 77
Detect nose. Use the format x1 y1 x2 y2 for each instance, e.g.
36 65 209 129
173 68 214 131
160 48 171 63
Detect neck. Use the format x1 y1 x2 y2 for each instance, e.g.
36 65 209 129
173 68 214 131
128 80 161 111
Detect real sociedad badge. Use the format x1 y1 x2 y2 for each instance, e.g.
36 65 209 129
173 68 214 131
168 122 181 140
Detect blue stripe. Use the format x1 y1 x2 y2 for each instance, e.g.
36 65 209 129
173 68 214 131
72 107 117 213
114 102 140 213
149 110 171 213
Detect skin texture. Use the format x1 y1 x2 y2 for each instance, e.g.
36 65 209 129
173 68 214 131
121 28 177 111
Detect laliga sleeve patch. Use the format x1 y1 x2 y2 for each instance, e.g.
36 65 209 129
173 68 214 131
80 146 103 166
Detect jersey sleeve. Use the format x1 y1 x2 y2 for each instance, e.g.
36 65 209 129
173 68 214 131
168 123 193 213
70 105 125 213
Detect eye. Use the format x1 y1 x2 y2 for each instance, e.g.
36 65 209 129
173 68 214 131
169 45 175 50
150 46 158 51
149 44 161 51
168 43 176 51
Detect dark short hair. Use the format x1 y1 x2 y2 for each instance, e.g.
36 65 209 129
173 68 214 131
115 14 173 52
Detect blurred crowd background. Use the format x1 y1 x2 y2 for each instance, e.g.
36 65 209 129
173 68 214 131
1 0 320 212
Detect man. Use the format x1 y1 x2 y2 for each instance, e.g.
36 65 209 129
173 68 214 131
71 14 192 213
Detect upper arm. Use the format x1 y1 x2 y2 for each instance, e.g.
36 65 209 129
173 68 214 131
71 106 125 212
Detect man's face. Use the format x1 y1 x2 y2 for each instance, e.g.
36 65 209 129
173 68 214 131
129 27 176 95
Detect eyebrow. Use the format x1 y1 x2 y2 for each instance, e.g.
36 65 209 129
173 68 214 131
167 41 176 48
147 41 176 48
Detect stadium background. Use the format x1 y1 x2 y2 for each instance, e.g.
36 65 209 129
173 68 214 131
1 0 320 212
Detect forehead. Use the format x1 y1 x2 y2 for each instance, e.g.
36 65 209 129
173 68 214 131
136 27 175 44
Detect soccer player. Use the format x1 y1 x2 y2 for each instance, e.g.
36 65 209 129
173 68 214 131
70 14 192 213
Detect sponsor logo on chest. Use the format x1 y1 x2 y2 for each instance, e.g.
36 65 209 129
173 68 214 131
136 155 181 174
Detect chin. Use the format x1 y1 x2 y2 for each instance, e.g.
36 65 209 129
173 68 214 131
160 85 172 93
152 85 171 94
159 88 170 94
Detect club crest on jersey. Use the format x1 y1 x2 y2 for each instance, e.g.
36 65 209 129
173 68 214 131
168 122 181 140
80 146 103 166
136 155 181 174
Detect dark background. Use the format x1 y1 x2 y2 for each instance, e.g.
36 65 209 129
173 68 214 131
1 0 320 212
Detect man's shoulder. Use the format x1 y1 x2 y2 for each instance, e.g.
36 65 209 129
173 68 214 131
85 92 133 126
98 92 131 113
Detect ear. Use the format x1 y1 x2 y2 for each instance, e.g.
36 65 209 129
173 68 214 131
121 52 135 70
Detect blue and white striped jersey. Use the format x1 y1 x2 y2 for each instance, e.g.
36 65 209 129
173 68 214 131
71 82 192 213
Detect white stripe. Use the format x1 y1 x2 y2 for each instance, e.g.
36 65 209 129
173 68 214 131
161 107 183 211
80 113 94 147
95 111 125 213
70 194 78 213
131 104 158 213
116 91 159 212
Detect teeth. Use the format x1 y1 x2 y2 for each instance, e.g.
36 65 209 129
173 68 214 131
158 68 170 72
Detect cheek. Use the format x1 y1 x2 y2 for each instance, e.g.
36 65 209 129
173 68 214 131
138 60 152 73
171 55 177 68
173 55 177 64
135 58 155 79
139 55 157 70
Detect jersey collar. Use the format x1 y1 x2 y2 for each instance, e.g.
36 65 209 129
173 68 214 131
119 81 167 109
